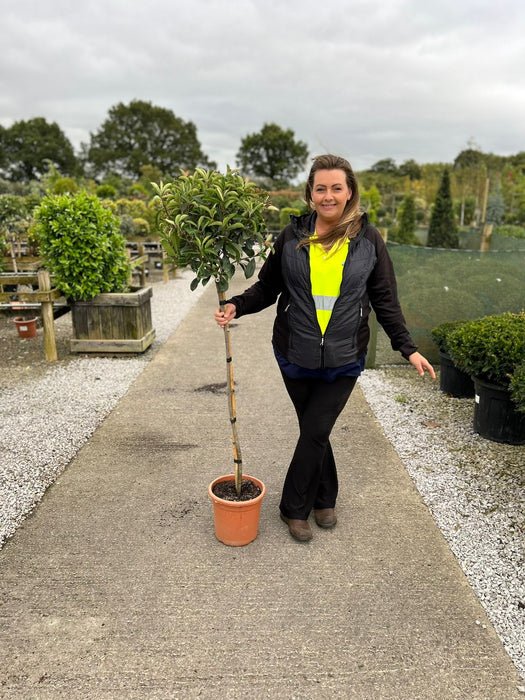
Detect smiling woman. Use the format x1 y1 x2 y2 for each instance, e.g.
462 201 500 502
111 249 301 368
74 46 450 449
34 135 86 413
310 169 352 235
215 153 435 542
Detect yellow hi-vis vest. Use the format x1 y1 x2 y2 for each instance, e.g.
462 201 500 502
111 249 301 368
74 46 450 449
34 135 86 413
309 236 349 334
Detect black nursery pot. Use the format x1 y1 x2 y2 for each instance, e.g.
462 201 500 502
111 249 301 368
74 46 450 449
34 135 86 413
439 352 475 398
473 376 525 445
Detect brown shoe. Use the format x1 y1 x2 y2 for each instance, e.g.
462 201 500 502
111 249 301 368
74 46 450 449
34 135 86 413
280 514 313 542
314 508 337 528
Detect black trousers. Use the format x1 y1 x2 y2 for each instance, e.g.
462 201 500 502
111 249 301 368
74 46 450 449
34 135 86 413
279 372 358 520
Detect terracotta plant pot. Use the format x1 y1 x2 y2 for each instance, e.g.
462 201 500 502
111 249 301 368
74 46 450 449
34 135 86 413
14 316 38 338
208 474 266 547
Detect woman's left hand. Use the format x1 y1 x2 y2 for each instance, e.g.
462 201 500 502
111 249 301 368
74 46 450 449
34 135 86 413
408 352 436 379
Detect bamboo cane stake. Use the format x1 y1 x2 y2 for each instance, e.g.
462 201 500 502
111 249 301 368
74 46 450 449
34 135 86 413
216 283 243 496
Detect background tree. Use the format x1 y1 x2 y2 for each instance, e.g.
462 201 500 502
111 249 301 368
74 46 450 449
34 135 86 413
395 194 419 244
0 117 78 181
485 182 505 225
87 100 216 179
0 125 7 173
398 159 422 181
370 158 399 175
361 185 382 224
428 169 459 248
236 122 308 187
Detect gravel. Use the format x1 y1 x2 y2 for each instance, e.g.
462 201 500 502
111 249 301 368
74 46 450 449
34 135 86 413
358 367 524 681
1 271 523 681
0 269 206 547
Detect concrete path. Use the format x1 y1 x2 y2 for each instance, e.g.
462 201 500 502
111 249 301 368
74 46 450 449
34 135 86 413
0 275 523 699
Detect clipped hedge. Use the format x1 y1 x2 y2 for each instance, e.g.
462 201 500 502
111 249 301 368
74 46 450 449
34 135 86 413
447 312 525 410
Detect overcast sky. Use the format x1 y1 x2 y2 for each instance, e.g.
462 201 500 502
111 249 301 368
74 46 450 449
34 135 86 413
1 0 524 176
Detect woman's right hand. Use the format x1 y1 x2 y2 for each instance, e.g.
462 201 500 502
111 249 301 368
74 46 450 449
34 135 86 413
214 303 237 328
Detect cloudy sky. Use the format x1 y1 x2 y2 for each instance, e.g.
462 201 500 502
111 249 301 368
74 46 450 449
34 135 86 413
1 0 524 175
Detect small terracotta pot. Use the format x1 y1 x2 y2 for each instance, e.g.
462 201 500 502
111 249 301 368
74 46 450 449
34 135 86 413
208 474 266 547
14 317 38 338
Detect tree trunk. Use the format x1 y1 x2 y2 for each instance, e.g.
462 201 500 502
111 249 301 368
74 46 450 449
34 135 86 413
216 283 243 495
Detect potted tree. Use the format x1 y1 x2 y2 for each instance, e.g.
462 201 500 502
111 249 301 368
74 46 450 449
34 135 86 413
430 320 474 398
33 191 155 353
447 312 525 444
153 167 274 545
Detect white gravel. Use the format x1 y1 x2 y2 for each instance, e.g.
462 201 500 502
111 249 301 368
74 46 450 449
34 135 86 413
358 367 524 681
1 271 523 682
0 269 206 547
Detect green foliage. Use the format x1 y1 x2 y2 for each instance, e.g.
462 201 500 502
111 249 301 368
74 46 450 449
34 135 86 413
114 197 150 221
279 207 301 228
509 363 525 412
361 186 382 224
0 194 29 229
132 217 150 237
0 229 8 270
119 214 136 239
153 167 274 292
370 158 398 175
399 159 422 180
428 170 459 248
393 194 419 245
34 191 130 300
88 100 216 179
236 123 308 187
96 184 117 199
494 225 525 239
0 118 78 181
447 312 525 388
430 320 469 354
50 177 78 195
453 149 485 170
486 189 505 225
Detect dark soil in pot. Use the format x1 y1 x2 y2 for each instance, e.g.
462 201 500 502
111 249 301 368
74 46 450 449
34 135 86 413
212 479 262 501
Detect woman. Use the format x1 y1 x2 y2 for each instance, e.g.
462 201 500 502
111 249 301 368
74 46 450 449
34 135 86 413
215 154 435 542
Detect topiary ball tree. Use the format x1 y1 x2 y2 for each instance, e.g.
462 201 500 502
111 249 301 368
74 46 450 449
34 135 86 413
153 167 274 495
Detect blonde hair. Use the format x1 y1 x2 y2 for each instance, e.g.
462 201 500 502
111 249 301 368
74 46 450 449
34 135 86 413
299 154 362 249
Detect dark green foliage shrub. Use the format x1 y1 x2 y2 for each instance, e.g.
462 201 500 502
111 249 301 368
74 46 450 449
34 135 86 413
34 191 130 300
447 312 525 389
509 363 525 412
395 194 419 245
428 170 459 248
430 320 469 354
96 184 117 199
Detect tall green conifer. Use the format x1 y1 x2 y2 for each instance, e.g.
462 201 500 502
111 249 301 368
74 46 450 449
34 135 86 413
428 169 459 248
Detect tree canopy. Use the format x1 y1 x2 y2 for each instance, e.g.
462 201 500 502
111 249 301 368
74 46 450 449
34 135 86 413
0 117 78 181
87 100 216 179
236 122 308 187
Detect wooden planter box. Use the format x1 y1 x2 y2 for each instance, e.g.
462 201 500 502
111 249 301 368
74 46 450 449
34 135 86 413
70 286 155 353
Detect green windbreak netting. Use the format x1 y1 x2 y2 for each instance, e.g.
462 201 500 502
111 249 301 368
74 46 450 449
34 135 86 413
374 243 525 365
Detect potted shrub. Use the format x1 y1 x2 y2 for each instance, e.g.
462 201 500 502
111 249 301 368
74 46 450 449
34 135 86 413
153 167 274 545
33 191 155 353
447 312 525 444
430 320 474 398
509 363 525 414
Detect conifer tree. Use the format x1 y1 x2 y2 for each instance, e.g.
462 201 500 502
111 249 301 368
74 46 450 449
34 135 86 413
396 194 418 244
428 169 459 248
